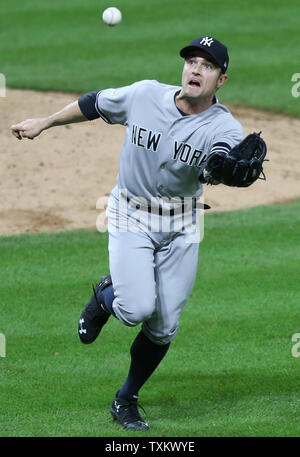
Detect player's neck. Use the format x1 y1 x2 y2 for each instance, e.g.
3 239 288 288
175 93 215 115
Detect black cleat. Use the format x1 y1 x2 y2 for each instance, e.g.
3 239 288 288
78 275 112 344
110 392 149 431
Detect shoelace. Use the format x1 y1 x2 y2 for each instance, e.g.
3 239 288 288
92 285 109 314
92 285 101 307
120 400 147 424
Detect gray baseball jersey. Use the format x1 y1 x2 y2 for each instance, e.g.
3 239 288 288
94 79 243 200
78 80 243 344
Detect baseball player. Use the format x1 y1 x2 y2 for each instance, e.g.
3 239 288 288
11 37 266 431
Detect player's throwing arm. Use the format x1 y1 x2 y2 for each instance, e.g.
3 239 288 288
11 101 86 140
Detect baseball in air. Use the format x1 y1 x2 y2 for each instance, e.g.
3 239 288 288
102 7 122 26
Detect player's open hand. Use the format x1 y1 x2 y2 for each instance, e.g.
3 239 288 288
11 118 47 140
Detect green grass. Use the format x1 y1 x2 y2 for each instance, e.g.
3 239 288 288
1 0 299 116
1 200 300 437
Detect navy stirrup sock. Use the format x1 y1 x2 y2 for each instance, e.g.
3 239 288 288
117 330 170 400
99 284 116 317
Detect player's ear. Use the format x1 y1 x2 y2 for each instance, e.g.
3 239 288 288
216 73 228 90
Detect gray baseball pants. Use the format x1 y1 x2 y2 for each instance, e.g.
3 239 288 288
106 187 201 345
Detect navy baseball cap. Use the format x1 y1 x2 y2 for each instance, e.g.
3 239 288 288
180 36 229 73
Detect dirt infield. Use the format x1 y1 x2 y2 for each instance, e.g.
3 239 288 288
1 88 300 235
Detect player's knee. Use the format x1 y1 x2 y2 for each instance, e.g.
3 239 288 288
128 301 156 326
113 297 156 327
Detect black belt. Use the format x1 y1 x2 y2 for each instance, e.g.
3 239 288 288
126 196 211 215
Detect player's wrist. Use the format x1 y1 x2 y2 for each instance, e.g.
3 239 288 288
42 116 54 131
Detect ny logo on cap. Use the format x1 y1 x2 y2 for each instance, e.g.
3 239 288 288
200 37 214 47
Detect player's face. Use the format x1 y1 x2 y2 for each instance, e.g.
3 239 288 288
181 51 227 101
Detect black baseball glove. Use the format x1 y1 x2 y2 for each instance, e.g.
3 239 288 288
201 132 268 187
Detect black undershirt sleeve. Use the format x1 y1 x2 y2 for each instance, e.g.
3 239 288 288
78 91 100 120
